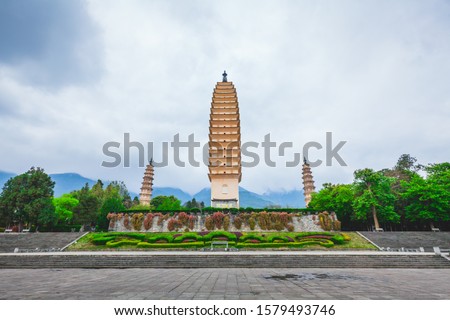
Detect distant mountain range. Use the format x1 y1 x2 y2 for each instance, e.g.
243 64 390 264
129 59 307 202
0 171 305 208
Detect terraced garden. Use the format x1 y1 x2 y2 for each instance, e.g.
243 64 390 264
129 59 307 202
67 231 377 251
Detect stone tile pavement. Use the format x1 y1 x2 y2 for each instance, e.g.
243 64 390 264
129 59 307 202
0 268 449 300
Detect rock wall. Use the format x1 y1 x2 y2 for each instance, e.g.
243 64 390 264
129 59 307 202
107 212 340 233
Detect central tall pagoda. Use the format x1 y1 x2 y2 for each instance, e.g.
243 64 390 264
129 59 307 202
208 71 242 208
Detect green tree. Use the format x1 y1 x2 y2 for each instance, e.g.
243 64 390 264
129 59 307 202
309 183 354 227
72 184 101 225
184 198 204 209
53 194 79 223
353 169 398 230
151 195 181 211
402 162 450 229
131 196 140 207
97 197 125 231
381 154 424 229
150 195 166 209
91 180 105 200
0 167 56 229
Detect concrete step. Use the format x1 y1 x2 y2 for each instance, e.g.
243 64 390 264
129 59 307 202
360 231 450 251
0 253 448 269
0 233 83 253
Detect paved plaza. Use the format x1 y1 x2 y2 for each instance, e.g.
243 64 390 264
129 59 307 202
0 268 449 299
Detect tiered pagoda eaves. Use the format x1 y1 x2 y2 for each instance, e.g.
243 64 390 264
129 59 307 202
139 161 154 206
302 158 316 206
208 71 242 208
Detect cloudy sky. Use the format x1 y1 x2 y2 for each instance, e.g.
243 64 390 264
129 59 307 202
1 0 449 195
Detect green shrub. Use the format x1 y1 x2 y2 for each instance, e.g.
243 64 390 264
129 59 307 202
92 236 116 245
297 239 335 248
106 232 146 241
105 239 140 248
147 234 174 243
173 233 203 243
223 216 230 231
239 234 266 243
249 217 256 230
235 240 334 249
341 233 351 242
331 234 345 244
267 235 290 243
136 242 204 249
203 231 237 242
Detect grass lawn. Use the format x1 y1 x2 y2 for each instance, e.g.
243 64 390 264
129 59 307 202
67 231 378 251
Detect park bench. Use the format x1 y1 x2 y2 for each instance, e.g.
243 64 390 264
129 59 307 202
431 227 440 232
4 227 13 233
210 241 229 251
375 228 384 232
22 226 30 233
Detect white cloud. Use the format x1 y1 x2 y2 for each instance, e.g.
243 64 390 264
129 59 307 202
0 0 449 195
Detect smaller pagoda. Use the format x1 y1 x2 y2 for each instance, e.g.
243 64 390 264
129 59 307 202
302 158 316 206
139 160 154 206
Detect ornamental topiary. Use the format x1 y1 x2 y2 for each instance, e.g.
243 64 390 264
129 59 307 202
239 234 266 243
147 234 174 243
267 235 290 243
233 216 243 229
223 216 230 231
143 213 153 230
131 213 144 231
173 233 203 243
203 231 237 242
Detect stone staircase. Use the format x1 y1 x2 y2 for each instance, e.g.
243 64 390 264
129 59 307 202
0 233 83 253
360 232 450 252
0 252 448 269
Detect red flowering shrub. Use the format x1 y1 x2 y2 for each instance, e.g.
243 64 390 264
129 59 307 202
123 214 130 229
168 218 181 231
233 216 243 229
143 214 153 230
212 212 225 229
177 212 189 226
205 216 214 230
188 215 196 230
223 216 230 231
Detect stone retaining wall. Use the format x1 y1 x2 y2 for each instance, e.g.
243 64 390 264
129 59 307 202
108 212 340 233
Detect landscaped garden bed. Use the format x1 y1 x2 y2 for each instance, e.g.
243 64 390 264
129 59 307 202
67 231 377 251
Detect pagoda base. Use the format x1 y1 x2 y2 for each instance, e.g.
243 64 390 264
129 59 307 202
211 199 239 209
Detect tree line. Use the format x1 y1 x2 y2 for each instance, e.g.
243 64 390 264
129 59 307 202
0 167 201 232
308 155 450 231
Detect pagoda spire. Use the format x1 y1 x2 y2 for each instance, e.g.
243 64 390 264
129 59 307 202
139 161 154 206
302 158 316 206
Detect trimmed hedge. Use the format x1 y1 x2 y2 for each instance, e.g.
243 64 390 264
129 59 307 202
330 234 345 244
267 235 290 243
88 231 349 249
235 241 333 249
147 234 174 243
173 233 203 243
107 232 147 241
92 236 116 245
239 234 266 243
203 231 237 242
105 240 141 248
136 242 204 249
